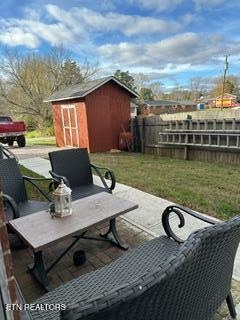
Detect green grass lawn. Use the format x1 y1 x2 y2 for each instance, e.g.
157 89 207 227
90 152 240 220
26 136 56 146
20 165 52 201
20 151 240 220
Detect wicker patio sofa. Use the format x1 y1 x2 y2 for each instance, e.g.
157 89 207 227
25 206 240 320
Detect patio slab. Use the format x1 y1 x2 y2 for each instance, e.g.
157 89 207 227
11 219 153 302
10 145 68 160
20 156 240 281
11 217 240 319
17 156 240 319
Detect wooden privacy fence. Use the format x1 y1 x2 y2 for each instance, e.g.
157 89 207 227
132 116 240 165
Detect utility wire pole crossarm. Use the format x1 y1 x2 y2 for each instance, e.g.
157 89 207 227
221 54 230 110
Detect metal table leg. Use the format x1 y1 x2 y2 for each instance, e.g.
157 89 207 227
46 236 81 274
100 218 129 250
28 251 52 292
28 234 85 291
28 221 128 291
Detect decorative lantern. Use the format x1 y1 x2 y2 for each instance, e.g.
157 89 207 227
52 180 72 217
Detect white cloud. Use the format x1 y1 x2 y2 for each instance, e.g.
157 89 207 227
98 32 240 72
23 7 42 21
0 3 239 81
98 33 200 66
0 4 191 49
180 14 196 25
0 26 40 48
194 0 226 10
100 0 116 11
46 5 184 36
0 2 201 53
25 21 77 45
131 0 183 12
0 9 84 49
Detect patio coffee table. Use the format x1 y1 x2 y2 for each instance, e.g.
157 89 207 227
9 193 138 291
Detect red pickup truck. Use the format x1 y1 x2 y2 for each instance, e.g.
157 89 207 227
0 116 26 147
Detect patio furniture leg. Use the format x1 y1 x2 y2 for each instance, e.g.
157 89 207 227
226 292 237 319
46 235 82 274
28 251 52 292
28 233 87 291
100 218 129 250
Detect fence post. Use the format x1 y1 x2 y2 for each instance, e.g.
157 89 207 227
132 117 141 152
141 117 146 153
184 146 188 160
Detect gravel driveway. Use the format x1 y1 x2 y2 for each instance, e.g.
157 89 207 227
9 145 69 160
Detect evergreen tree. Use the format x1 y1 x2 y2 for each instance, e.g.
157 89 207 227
139 87 154 100
114 70 137 91
60 60 84 87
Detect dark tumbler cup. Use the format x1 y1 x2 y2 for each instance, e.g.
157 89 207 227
73 250 86 266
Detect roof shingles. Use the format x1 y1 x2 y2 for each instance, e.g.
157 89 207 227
44 76 138 102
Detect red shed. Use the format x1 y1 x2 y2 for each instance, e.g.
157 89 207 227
45 76 138 152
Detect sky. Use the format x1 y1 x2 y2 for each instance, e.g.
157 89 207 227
0 0 240 89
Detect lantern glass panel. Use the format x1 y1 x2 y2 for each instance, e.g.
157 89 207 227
52 180 72 217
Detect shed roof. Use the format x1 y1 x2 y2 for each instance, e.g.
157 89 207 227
44 76 138 102
216 93 237 99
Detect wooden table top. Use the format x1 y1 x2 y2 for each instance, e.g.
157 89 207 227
9 193 138 252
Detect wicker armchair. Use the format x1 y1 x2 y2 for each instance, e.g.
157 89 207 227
48 148 115 201
29 207 240 320
0 144 17 160
0 158 53 221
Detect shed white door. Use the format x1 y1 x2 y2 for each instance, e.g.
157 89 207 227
61 105 79 147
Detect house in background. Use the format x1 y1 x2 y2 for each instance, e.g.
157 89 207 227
215 93 238 108
45 76 138 152
202 97 216 109
138 100 197 115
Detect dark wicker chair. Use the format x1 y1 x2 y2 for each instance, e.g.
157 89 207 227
0 158 53 221
29 207 240 320
0 144 17 160
48 148 116 201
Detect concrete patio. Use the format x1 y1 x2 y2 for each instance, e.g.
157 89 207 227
8 147 240 319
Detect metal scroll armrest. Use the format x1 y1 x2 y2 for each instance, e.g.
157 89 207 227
91 164 116 191
49 170 70 188
2 193 20 219
23 176 55 201
0 144 18 160
162 204 218 244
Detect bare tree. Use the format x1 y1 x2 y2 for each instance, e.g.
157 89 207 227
133 73 150 92
148 81 164 99
212 75 240 98
0 45 99 128
189 77 206 100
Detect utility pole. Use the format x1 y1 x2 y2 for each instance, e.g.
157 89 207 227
221 54 230 110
